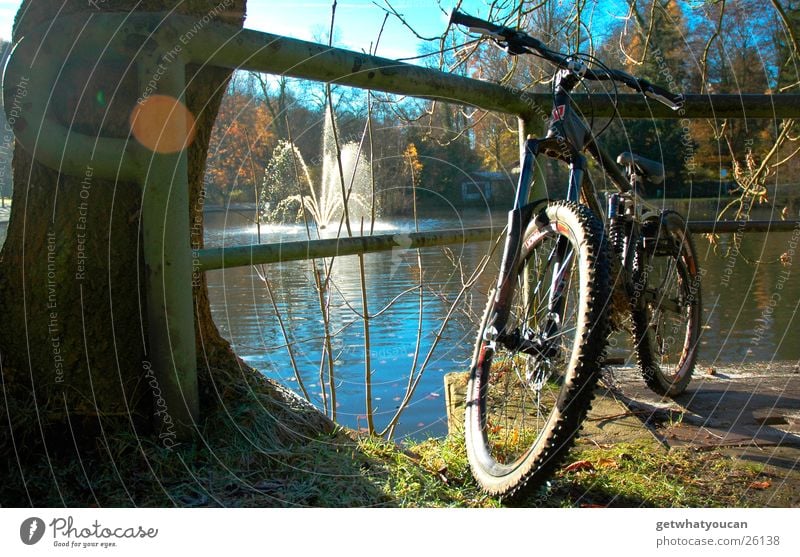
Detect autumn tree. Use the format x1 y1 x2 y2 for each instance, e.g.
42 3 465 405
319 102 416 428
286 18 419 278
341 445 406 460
776 2 800 91
471 112 519 172
406 102 480 207
206 76 276 205
774 2 800 180
599 0 697 190
700 1 778 182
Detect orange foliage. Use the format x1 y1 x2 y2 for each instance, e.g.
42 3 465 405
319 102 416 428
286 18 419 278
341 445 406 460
403 142 423 185
205 90 275 204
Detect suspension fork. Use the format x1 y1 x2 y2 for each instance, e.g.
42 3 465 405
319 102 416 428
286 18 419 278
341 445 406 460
485 137 599 364
488 141 583 352
488 138 541 338
544 237 573 340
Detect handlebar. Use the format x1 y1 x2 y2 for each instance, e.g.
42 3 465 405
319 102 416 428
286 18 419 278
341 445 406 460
449 9 683 110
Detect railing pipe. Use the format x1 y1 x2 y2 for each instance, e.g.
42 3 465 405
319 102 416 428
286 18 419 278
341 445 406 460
198 220 800 271
199 227 499 272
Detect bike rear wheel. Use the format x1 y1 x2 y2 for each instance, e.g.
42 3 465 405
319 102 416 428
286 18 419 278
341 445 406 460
632 211 702 397
465 201 610 497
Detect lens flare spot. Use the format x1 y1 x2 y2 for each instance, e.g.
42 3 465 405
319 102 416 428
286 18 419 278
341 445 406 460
129 95 196 153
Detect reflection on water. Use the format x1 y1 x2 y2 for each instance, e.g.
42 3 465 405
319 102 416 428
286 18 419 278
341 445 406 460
205 208 505 439
205 204 800 439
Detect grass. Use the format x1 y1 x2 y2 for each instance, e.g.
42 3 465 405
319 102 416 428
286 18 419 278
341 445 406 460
1 371 390 507
553 439 768 507
359 434 771 508
357 434 501 508
0 369 773 507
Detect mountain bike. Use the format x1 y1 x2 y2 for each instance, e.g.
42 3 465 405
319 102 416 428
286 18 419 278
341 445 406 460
450 10 702 497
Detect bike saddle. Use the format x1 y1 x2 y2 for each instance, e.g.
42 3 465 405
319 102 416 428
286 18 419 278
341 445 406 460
616 152 665 184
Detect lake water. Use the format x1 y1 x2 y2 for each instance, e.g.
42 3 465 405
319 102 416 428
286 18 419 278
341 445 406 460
203 199 800 439
2 200 798 439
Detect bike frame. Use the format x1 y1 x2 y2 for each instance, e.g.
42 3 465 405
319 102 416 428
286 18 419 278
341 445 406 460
489 68 664 356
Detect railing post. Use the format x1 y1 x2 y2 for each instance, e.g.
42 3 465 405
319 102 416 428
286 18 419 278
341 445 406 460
136 54 199 439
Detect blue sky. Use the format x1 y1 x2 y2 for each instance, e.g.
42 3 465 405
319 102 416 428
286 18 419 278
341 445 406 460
0 1 634 58
0 1 478 59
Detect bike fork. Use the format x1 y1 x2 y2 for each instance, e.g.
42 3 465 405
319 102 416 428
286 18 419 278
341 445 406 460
545 237 573 341
486 138 576 357
542 154 584 342
489 138 541 337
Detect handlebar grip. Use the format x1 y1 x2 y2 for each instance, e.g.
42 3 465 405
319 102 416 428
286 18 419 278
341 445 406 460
449 9 508 37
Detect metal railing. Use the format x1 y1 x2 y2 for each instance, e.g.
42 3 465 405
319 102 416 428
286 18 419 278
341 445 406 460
4 11 798 434
197 220 799 271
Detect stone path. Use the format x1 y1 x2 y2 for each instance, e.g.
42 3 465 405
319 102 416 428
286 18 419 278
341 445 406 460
585 361 800 506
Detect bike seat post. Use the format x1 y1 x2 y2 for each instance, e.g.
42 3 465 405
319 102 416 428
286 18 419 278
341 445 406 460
623 164 647 198
623 163 635 187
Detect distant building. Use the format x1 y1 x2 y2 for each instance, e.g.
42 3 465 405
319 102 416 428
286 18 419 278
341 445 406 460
460 171 517 206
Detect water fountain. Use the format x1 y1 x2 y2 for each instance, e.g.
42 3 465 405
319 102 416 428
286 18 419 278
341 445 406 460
261 106 373 232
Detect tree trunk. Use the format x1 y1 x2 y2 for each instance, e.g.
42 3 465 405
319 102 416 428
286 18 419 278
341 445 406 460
0 1 247 449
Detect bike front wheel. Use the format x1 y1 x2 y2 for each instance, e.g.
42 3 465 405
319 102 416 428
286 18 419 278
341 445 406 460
465 201 610 498
632 211 702 397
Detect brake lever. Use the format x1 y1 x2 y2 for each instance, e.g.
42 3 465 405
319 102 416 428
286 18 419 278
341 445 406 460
637 77 683 111
489 38 529 56
468 26 505 39
643 88 683 111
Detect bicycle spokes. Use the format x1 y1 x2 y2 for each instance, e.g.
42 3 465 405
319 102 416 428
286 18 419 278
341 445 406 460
633 212 701 397
465 202 610 496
